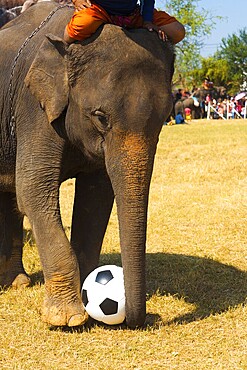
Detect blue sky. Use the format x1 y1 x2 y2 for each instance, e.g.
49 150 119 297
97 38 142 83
156 0 247 57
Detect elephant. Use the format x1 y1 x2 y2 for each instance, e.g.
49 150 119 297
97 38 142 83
0 2 174 327
174 97 202 119
193 86 228 103
192 86 228 118
174 85 228 120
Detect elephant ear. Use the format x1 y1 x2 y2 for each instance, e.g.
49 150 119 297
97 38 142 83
25 34 69 124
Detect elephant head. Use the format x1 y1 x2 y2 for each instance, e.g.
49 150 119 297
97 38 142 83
24 26 174 327
193 86 228 102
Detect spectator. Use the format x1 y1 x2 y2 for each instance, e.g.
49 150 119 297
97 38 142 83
175 89 182 102
217 102 224 119
175 111 185 124
229 98 236 119
235 100 242 118
64 0 186 44
184 107 192 121
205 94 211 104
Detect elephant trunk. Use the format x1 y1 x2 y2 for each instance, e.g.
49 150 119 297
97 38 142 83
105 132 157 327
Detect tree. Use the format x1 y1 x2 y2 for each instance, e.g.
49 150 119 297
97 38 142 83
158 0 220 88
189 28 247 95
217 28 247 94
189 57 230 89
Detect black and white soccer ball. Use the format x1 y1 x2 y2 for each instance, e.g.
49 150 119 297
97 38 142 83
81 265 126 325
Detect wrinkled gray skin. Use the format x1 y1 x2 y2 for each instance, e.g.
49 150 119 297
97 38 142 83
0 2 174 327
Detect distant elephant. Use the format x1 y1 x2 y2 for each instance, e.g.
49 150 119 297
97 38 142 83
174 85 228 120
174 97 202 119
193 86 227 102
193 86 228 118
0 3 174 328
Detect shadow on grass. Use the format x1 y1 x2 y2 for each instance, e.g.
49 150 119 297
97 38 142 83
101 252 247 325
27 251 247 328
146 252 247 324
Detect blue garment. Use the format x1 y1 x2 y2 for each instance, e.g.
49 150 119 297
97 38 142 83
93 1 155 22
175 113 185 124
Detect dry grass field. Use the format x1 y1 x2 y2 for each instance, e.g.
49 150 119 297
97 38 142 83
1 119 247 369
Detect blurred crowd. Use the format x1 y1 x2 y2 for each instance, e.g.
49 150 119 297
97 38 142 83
206 95 247 120
172 77 247 121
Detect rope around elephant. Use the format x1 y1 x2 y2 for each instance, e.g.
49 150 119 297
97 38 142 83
8 4 73 139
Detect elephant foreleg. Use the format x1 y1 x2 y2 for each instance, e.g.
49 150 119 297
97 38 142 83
0 192 30 288
16 157 87 327
71 170 114 284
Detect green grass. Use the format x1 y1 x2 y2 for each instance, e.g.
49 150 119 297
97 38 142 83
1 119 247 369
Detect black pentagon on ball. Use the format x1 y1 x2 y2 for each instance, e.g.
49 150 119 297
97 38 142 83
96 270 114 285
100 298 118 315
82 289 89 306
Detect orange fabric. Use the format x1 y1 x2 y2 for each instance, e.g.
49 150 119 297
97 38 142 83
152 9 177 27
66 4 177 41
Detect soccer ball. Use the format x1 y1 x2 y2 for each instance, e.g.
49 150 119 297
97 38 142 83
81 265 126 325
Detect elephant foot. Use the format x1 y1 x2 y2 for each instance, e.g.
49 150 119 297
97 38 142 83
0 255 31 288
11 273 31 289
42 298 88 327
42 281 88 327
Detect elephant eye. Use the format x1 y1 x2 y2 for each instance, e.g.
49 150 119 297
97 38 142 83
91 110 110 133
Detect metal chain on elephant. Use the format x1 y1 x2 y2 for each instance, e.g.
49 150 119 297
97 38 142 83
8 4 73 138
